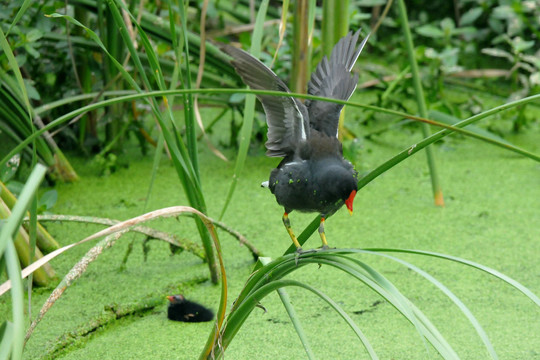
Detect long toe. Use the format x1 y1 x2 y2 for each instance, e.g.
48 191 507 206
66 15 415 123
294 250 302 266
298 248 318 254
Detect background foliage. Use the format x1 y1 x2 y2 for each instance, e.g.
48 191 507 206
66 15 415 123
1 0 539 359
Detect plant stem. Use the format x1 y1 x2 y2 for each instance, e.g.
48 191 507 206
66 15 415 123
322 0 349 56
0 200 55 286
322 0 349 140
396 0 444 206
291 0 310 94
259 257 315 359
0 182 60 253
277 288 316 359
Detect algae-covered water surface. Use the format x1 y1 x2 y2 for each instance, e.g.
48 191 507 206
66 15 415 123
2 126 539 359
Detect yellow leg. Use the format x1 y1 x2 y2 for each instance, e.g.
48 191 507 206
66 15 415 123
283 212 302 249
318 217 329 248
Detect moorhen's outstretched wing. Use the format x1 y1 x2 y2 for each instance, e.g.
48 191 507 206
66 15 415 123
306 30 369 137
221 44 310 157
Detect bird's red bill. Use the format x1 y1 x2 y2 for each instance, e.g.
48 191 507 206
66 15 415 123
345 190 356 215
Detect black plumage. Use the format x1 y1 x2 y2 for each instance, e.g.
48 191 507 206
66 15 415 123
166 295 214 323
221 30 369 250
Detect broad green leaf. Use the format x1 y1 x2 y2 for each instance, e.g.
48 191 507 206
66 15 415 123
492 5 515 20
460 7 483 26
26 29 43 42
511 38 534 53
452 27 478 36
440 17 455 33
481 48 513 61
0 154 20 183
488 17 504 34
38 190 58 211
415 24 444 38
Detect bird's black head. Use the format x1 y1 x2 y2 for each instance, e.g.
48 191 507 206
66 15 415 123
315 162 358 214
335 173 358 214
167 294 185 304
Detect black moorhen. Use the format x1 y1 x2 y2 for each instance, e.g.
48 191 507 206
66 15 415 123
221 30 368 250
167 295 214 322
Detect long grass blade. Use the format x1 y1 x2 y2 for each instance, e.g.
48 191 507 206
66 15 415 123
290 282 378 360
4 90 540 171
366 251 498 359
176 0 199 175
46 13 141 91
0 165 47 257
240 243 536 357
218 278 378 359
7 0 34 36
218 0 270 220
33 90 135 115
4 243 23 360
258 257 316 360
270 0 290 67
428 110 513 146
0 206 218 295
30 214 205 259
143 132 165 211
310 255 458 358
276 288 316 359
366 248 540 307
0 26 32 129
0 164 47 360
220 251 459 358
27 184 38 319
25 229 129 342
3 6 41 305
83 5 195 184
0 321 14 360
396 0 444 206
253 253 450 357
276 280 379 359
112 0 181 215
56 4 218 281
104 3 203 194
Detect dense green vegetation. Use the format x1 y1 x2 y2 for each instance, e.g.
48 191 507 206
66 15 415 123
1 0 539 359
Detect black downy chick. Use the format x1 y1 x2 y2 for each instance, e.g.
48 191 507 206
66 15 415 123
167 295 214 323
221 30 369 250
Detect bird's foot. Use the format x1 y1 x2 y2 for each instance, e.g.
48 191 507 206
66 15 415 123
255 302 268 313
294 249 301 266
297 248 319 254
294 247 319 265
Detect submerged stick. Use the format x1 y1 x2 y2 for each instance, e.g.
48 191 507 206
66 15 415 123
183 213 262 259
28 214 205 259
0 206 210 296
